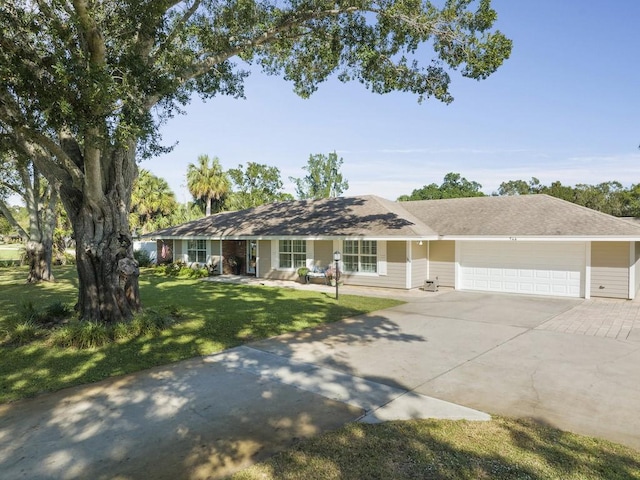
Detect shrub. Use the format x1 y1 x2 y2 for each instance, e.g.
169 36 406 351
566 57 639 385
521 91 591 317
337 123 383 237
134 249 153 267
55 250 76 265
17 301 45 324
44 301 72 320
159 262 209 278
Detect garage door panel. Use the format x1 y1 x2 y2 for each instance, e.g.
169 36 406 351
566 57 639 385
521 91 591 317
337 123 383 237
460 242 585 298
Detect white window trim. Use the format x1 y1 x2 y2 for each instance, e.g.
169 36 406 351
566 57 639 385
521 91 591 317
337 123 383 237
277 239 307 271
186 239 208 265
342 240 379 275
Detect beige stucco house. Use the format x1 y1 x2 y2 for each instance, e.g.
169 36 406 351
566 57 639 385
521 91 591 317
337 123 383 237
148 194 640 300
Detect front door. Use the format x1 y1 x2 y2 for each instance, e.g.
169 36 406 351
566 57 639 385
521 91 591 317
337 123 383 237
247 241 257 275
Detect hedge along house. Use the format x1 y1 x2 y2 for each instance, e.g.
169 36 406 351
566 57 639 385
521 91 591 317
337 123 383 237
147 194 640 300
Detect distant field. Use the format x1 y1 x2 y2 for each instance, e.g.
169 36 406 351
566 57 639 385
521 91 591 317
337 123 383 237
0 244 22 261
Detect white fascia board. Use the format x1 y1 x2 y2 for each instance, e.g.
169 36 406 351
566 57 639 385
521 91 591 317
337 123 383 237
441 235 640 242
162 235 441 241
151 235 221 241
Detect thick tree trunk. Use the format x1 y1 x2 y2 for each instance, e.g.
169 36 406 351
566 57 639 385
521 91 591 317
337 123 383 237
25 240 55 283
69 194 140 324
60 144 140 324
20 162 58 284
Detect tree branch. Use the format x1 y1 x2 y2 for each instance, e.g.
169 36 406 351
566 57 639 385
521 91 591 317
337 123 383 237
0 199 28 240
72 0 107 67
151 0 203 63
179 7 360 85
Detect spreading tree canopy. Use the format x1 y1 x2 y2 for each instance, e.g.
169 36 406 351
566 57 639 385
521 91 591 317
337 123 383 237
398 172 484 200
291 151 350 199
0 0 511 322
227 162 292 210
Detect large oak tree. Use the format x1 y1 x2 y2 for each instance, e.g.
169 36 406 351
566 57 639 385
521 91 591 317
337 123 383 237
0 0 511 323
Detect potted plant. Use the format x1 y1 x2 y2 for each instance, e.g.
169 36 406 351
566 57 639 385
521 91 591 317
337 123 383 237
326 264 342 286
297 266 310 282
228 255 243 275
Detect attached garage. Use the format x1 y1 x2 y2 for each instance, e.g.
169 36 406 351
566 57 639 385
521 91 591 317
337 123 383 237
458 241 586 298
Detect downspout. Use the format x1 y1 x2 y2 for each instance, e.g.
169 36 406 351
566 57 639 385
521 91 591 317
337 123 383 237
629 242 635 300
406 241 412 289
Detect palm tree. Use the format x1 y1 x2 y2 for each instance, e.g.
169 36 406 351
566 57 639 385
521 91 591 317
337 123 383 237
186 155 230 216
130 169 178 233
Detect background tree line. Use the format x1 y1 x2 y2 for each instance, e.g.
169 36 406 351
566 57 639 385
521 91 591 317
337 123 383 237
129 151 348 234
398 173 640 217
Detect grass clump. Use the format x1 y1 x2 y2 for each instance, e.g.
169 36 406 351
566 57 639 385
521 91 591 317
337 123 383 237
9 321 41 345
44 300 72 320
50 321 110 349
122 308 176 339
49 307 177 349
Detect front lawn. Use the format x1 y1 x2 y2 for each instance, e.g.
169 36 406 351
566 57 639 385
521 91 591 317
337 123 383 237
0 244 22 261
233 417 640 480
0 266 402 404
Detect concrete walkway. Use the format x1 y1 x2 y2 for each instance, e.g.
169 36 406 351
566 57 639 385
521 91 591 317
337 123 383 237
1 279 640 479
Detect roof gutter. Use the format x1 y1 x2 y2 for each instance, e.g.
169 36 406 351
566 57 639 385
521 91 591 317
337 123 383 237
440 235 640 242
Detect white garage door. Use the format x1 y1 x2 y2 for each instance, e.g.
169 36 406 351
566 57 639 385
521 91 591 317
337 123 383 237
459 241 586 298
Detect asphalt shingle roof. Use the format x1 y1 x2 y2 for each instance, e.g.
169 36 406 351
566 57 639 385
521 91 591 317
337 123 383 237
398 194 640 237
150 195 437 238
148 194 640 239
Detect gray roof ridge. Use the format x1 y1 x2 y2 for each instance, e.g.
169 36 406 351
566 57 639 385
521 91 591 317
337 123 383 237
537 194 640 231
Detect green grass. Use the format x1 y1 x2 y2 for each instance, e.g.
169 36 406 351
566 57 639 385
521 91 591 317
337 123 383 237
0 266 402 404
0 244 22 261
232 417 640 480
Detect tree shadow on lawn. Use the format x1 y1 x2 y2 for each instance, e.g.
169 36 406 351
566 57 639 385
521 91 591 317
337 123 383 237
0 269 401 404
2 295 639 479
503 416 640 479
3 273 637 479
234 417 640 480
0 299 426 479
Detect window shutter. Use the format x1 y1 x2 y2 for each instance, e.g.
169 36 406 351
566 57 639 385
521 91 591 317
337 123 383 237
378 240 387 276
306 240 315 269
271 240 279 270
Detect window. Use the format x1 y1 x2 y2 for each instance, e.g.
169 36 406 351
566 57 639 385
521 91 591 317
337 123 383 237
343 240 377 273
279 240 306 269
187 239 207 263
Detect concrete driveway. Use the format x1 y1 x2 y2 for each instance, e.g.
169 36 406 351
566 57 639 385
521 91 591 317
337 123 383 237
1 289 639 479
250 290 640 450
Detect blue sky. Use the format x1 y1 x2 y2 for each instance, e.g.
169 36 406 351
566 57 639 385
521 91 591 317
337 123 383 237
146 0 640 202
